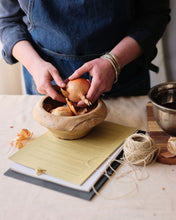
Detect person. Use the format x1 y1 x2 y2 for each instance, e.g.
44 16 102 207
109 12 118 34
0 0 170 106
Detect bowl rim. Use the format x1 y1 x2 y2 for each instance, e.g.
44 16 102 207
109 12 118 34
148 82 176 113
40 95 107 119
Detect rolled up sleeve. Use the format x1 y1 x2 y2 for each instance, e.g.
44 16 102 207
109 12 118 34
128 0 170 65
0 0 31 64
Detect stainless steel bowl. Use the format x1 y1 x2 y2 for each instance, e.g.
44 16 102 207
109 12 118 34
148 82 176 136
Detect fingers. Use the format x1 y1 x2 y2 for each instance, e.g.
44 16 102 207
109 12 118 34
68 62 98 106
69 62 91 80
46 85 66 102
86 77 101 104
76 77 101 107
49 68 67 102
50 67 66 88
69 60 108 106
35 59 113 106
37 82 65 103
35 63 66 102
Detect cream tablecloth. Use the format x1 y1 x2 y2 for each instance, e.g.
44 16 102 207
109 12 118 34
0 95 176 220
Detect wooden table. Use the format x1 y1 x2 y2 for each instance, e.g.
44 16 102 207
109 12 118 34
1 95 176 220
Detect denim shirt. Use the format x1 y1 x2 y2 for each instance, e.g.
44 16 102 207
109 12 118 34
0 0 170 96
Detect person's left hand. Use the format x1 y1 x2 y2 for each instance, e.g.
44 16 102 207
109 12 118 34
69 57 115 106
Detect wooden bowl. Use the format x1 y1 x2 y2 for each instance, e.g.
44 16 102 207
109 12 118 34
33 96 107 139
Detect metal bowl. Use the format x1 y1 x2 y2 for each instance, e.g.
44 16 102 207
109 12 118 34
148 82 176 136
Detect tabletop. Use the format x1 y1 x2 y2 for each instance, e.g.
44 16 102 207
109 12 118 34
0 95 176 220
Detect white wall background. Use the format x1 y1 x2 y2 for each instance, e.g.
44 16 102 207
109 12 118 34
162 0 176 82
150 40 167 87
0 58 22 94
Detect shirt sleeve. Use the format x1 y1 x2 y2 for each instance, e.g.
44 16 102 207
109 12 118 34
128 0 170 69
0 0 31 64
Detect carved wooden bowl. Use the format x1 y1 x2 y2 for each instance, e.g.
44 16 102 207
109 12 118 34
33 96 107 140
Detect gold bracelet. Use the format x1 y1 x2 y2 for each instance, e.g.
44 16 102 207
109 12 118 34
101 54 119 83
100 53 121 84
108 53 121 73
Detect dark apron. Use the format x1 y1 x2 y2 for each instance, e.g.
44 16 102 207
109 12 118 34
24 0 150 96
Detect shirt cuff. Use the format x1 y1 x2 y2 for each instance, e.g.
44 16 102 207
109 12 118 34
129 29 157 64
1 26 31 64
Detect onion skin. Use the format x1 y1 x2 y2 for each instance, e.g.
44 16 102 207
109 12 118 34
51 106 73 116
66 78 91 105
65 98 78 116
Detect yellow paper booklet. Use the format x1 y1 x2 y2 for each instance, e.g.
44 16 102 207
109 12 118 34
9 121 135 187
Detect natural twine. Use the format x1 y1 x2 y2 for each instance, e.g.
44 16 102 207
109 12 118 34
87 133 158 200
123 133 158 166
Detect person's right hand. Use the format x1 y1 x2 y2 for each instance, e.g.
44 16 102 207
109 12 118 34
12 40 66 102
31 60 66 102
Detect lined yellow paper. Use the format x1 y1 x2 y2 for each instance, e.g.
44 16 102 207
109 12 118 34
9 121 135 185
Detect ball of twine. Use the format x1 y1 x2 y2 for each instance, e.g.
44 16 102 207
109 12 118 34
123 133 158 166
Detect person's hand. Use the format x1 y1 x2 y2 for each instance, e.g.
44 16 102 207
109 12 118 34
69 57 115 106
31 60 66 102
11 40 66 102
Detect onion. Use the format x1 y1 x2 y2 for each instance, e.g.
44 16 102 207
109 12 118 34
65 78 91 106
167 137 176 155
51 106 73 116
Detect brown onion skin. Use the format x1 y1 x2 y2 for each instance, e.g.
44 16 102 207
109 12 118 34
66 78 90 103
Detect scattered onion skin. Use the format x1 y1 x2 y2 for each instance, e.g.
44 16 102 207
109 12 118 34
66 78 91 106
51 106 73 116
